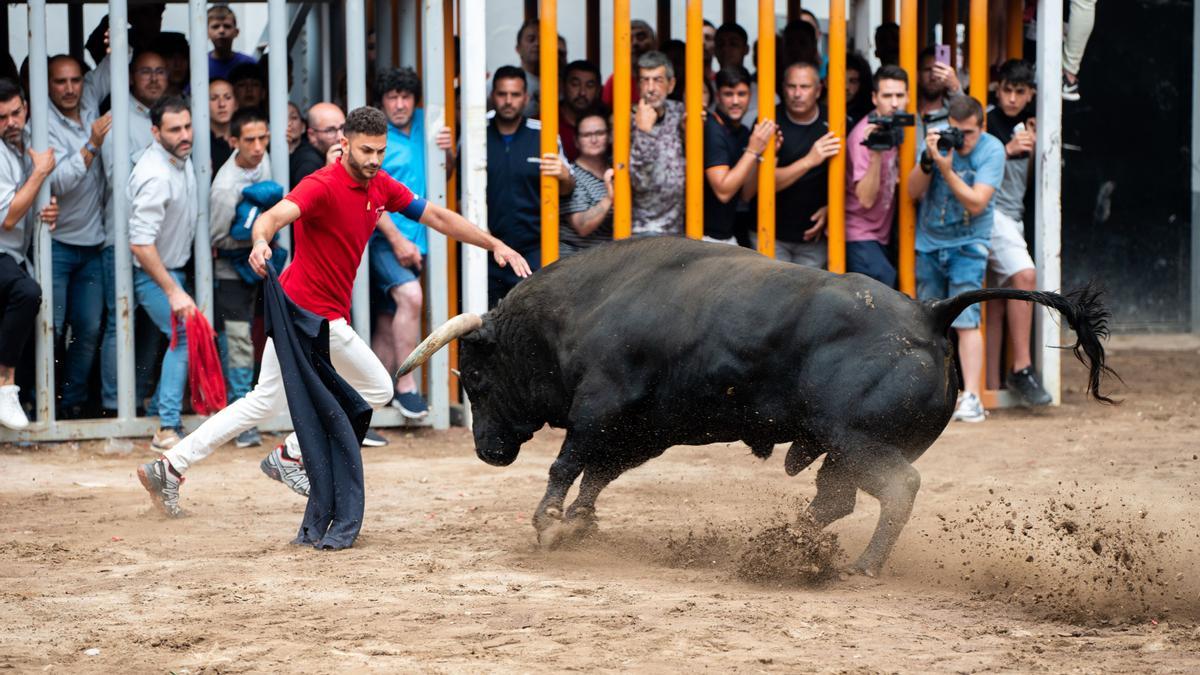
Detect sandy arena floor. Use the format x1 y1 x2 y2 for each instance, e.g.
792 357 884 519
1 344 1198 673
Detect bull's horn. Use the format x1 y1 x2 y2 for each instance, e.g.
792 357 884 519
395 313 483 378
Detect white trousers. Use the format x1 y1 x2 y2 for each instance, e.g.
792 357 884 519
1063 0 1097 76
164 319 394 473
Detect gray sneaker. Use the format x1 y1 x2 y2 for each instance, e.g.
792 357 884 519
235 427 263 448
260 445 310 497
1006 366 1053 407
137 458 184 517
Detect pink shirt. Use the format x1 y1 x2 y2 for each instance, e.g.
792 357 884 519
844 115 899 244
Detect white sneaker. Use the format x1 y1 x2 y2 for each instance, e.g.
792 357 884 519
0 384 29 430
952 392 986 423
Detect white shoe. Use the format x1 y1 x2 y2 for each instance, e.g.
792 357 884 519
0 384 29 430
952 392 986 423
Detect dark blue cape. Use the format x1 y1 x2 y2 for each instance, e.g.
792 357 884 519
263 267 372 549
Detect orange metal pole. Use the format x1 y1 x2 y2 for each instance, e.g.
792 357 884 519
443 0 459 403
613 0 632 239
827 0 847 273
969 0 988 106
685 0 703 240
756 0 776 258
944 0 958 69
1006 0 1023 59
883 0 896 23
897 0 918 297
539 0 559 264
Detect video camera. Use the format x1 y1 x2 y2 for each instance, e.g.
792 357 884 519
862 112 915 151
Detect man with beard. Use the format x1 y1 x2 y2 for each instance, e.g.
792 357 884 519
915 45 963 156
46 55 112 418
629 51 686 237
136 107 531 517
369 67 455 421
127 97 199 450
702 65 775 245
0 79 58 430
486 66 573 306
290 102 345 188
559 60 602 162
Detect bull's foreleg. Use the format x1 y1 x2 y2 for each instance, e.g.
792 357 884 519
533 437 586 547
805 454 858 528
562 463 623 533
845 449 922 577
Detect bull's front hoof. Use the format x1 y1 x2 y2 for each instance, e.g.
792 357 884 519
535 507 568 549
840 558 882 580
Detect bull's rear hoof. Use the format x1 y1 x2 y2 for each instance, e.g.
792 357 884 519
534 506 564 548
536 508 598 550
841 559 882 580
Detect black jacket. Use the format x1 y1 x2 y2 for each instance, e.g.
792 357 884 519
264 267 372 549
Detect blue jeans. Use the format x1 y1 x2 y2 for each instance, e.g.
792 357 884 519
916 243 989 329
133 267 189 429
51 241 105 407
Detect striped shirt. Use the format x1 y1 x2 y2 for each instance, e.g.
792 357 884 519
559 163 613 251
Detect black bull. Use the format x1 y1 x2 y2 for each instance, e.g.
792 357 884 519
399 238 1114 575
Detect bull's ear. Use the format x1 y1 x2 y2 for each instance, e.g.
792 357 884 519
461 323 496 352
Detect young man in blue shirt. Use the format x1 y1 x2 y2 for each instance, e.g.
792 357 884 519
370 67 454 419
908 95 1005 424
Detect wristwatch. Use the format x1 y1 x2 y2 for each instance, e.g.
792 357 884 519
85 141 99 156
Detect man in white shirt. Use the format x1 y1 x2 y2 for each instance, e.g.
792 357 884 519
127 96 198 450
208 107 274 449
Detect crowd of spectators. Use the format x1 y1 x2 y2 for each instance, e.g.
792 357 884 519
0 4 1069 437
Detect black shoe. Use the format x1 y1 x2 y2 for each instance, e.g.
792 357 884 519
362 429 388 447
1007 366 1052 407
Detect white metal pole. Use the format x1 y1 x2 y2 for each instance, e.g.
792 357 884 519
460 0 488 429
1036 0 1063 404
346 0 372 340
189 0 214 324
399 0 418 68
110 0 136 420
422 0 450 429
268 0 291 245
321 3 333 102
28 0 53 426
377 0 394 72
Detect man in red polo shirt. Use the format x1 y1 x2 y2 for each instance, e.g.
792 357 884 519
137 107 530 517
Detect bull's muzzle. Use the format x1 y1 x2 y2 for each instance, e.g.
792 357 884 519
476 445 520 467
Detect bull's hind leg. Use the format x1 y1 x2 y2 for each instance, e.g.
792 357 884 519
533 434 586 547
845 448 922 577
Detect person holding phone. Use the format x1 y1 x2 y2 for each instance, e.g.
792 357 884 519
915 45 964 156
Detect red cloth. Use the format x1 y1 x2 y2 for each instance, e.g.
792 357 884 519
171 312 227 416
280 160 416 321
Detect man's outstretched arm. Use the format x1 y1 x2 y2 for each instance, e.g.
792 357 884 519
419 203 532 278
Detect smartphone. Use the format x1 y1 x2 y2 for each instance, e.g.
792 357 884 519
935 44 951 66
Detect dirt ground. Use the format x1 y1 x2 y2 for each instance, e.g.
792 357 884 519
2 344 1199 673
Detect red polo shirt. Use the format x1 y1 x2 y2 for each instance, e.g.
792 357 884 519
281 160 426 321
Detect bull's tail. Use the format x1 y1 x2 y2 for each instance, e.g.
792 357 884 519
927 284 1118 403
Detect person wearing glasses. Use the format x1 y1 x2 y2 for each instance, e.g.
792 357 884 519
289 102 345 189
559 110 614 257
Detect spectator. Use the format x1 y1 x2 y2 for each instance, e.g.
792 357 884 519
128 96 200 450
485 66 572 306
514 20 543 117
602 20 657 108
208 77 236 171
703 66 775 245
209 107 274 448
703 19 717 80
369 67 453 420
986 59 1051 406
0 79 57 430
915 45 963 154
229 62 265 110
844 64 909 288
662 39 687 103
290 102 345 187
630 51 686 238
768 61 840 267
98 49 168 416
560 110 614 256
286 101 306 155
560 60 602 162
907 95 1005 423
258 51 294 107
46 56 111 418
846 52 874 126
875 22 900 67
715 22 756 121
154 32 190 97
207 5 257 81
783 19 824 79
128 3 166 53
1062 0 1096 100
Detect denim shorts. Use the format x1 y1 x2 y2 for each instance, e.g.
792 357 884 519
368 236 424 314
916 242 989 329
